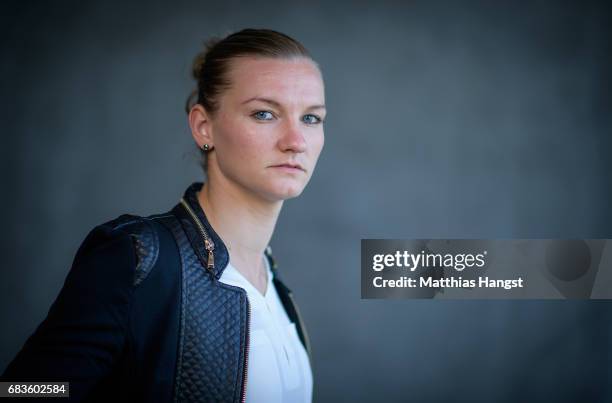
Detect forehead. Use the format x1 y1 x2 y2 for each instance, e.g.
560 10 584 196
224 56 325 105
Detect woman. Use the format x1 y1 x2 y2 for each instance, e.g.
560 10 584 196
2 28 326 403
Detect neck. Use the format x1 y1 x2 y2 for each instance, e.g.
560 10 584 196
197 175 283 275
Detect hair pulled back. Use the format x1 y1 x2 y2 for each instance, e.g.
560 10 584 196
186 28 315 115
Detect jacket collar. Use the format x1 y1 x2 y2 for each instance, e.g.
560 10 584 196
171 182 280 282
171 182 230 280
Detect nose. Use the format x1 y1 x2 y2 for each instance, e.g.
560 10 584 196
278 120 307 153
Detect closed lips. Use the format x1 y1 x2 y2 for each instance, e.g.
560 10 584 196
272 163 305 171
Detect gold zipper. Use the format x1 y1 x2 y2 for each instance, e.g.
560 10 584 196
180 198 215 272
241 299 251 403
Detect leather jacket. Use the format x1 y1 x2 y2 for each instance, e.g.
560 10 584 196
2 182 313 402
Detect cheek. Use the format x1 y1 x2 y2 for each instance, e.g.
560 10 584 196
218 121 264 155
310 132 325 160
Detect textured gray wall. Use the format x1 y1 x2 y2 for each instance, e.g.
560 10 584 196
1 1 611 402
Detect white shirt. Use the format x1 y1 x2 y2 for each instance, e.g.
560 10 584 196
218 255 313 403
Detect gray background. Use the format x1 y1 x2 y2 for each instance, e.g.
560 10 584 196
1 1 611 402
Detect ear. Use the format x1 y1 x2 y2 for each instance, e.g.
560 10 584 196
188 104 214 149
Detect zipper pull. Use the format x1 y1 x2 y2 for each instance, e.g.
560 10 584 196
207 249 215 271
204 238 215 271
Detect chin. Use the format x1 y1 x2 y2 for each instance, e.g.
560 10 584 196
263 182 306 201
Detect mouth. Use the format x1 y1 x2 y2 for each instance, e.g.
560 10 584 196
270 163 306 172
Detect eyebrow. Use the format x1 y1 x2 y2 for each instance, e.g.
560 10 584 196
241 96 326 112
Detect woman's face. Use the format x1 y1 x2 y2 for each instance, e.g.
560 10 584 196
208 56 326 203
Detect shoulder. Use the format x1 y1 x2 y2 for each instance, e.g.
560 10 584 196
76 213 175 288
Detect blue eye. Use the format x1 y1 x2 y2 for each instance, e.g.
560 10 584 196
302 114 323 125
252 111 274 121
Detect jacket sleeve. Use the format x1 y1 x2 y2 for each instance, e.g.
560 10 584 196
1 216 143 400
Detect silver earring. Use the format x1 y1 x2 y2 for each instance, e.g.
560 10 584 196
202 144 210 152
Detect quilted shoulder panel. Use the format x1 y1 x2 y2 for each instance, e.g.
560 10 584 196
105 214 160 287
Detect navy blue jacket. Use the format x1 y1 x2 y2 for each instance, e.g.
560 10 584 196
2 182 313 402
